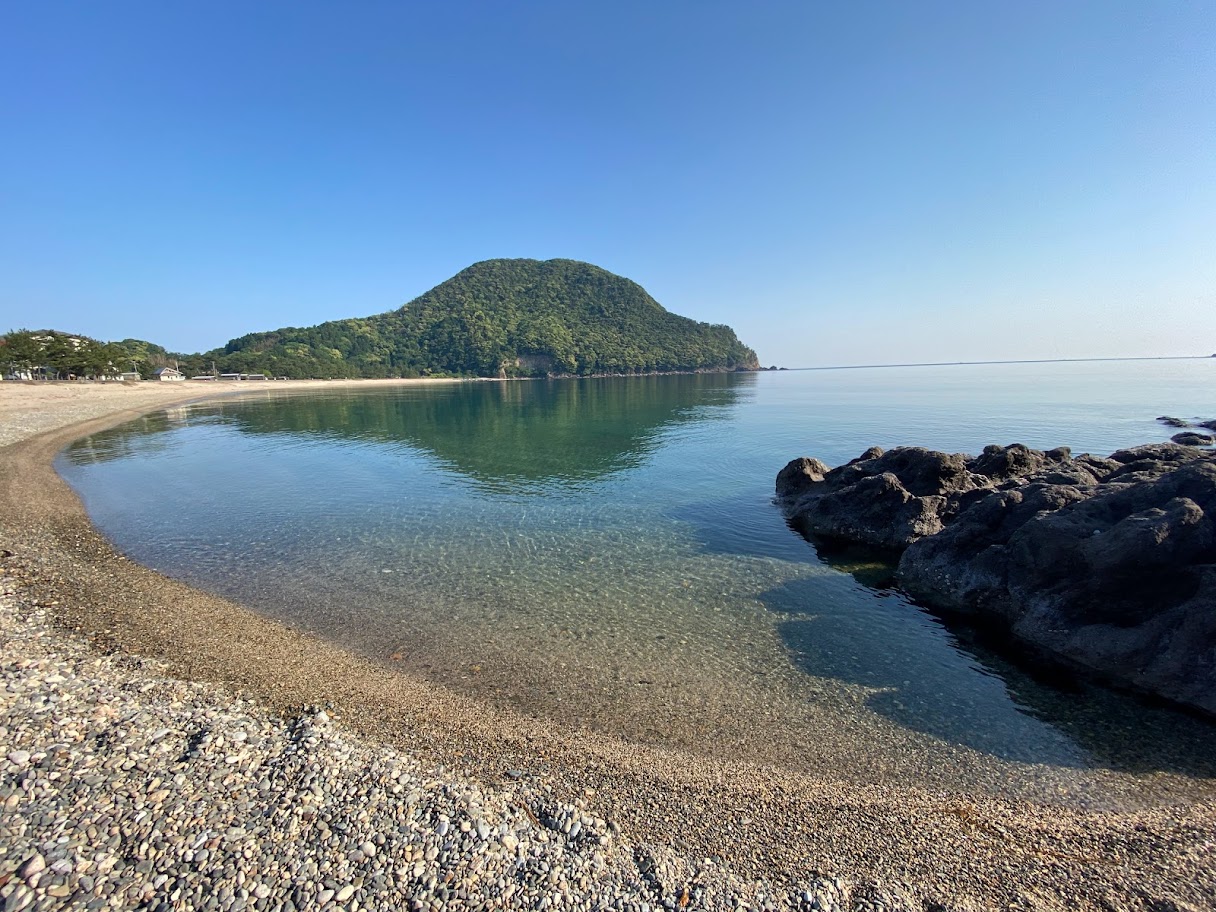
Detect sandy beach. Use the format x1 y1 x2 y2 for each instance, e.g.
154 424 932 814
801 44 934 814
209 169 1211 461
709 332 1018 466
1 379 1214 912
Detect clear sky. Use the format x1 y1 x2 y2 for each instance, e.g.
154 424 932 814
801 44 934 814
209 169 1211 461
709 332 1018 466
2 1 1213 367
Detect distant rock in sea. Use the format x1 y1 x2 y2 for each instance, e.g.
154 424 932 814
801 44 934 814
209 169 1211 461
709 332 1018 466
1173 432 1216 446
776 442 1216 717
1157 416 1216 435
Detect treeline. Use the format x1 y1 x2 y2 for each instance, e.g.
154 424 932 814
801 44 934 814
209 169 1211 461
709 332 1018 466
0 329 175 380
4 259 760 381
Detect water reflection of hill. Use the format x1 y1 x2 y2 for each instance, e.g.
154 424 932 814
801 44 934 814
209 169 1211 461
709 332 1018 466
73 375 751 492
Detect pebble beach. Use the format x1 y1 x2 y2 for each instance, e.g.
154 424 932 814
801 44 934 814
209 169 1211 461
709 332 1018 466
2 380 1215 912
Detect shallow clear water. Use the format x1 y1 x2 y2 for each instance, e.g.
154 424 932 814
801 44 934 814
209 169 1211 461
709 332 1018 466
58 360 1216 807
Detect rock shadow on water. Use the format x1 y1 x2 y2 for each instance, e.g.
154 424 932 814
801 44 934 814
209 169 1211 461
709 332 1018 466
761 572 1216 777
674 501 1216 774
670 494 827 563
672 497 913 580
795 531 900 588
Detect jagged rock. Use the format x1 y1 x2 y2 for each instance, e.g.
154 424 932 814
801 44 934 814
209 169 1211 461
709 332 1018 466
1157 416 1191 428
776 446 990 550
896 482 1096 622
970 442 1063 480
1107 443 1212 481
808 472 948 550
776 443 1216 716
774 457 831 500
775 444 1095 550
1074 453 1121 478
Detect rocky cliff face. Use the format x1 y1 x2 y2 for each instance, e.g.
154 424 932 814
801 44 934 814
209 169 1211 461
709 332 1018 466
776 442 1216 716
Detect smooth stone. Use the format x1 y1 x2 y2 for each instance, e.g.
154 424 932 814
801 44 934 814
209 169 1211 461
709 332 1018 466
18 854 46 878
5 886 33 912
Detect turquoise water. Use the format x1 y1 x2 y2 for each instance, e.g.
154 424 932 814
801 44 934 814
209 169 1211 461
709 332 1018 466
58 360 1216 806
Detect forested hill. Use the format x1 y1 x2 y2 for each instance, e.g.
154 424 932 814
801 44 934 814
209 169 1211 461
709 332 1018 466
206 259 760 379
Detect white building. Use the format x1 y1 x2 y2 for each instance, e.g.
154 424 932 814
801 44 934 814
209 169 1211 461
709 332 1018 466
154 367 185 381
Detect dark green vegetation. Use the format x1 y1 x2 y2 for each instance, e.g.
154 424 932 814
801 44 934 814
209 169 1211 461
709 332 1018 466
3 259 758 381
204 259 759 378
0 329 173 380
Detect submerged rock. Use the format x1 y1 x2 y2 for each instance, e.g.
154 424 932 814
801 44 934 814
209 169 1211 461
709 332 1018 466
776 443 1216 716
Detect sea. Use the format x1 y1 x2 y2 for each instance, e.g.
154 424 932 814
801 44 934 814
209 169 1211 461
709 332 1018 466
56 358 1216 810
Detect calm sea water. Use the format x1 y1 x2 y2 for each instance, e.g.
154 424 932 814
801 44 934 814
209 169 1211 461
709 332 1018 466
58 360 1216 807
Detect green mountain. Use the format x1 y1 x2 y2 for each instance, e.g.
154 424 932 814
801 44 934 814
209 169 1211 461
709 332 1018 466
202 258 759 379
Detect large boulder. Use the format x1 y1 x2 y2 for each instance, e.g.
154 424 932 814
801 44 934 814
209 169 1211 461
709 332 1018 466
776 443 1216 716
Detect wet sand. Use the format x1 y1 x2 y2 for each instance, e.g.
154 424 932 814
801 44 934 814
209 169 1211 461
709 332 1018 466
2 379 1214 911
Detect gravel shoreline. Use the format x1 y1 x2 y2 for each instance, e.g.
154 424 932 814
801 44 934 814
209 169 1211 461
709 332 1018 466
1 381 1214 911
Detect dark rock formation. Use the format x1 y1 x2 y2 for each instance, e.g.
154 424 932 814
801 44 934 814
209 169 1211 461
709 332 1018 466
1173 432 1215 446
776 443 1216 716
775 443 1074 550
1156 416 1216 437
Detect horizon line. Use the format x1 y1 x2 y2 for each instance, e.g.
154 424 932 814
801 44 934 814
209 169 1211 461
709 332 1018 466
781 355 1213 372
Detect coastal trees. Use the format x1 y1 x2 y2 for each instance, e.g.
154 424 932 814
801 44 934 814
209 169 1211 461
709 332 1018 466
0 329 42 376
0 329 133 379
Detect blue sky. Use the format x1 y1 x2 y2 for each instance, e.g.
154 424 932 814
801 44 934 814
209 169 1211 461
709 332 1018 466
2 1 1213 366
